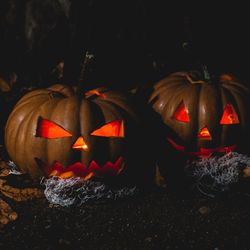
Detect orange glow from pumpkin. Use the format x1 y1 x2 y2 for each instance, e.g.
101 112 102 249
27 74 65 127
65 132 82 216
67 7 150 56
220 74 233 81
198 127 212 140
167 137 236 157
220 104 239 124
40 157 124 179
72 136 89 151
91 120 124 137
172 101 190 122
37 118 72 138
85 89 106 98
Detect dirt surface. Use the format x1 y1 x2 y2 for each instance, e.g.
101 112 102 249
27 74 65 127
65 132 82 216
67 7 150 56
1 175 250 250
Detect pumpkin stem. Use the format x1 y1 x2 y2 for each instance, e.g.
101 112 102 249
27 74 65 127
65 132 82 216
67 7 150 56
183 17 213 83
183 43 212 83
78 51 94 93
202 65 211 82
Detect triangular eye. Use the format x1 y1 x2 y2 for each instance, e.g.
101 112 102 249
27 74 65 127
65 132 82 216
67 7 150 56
220 104 240 124
91 120 124 137
37 118 72 138
172 101 190 122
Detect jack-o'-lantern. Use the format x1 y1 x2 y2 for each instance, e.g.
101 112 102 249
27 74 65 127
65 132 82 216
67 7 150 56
5 84 151 184
149 71 250 158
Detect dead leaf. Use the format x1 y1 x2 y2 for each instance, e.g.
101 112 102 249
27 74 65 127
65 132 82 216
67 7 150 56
0 72 17 92
0 161 10 177
0 199 18 226
0 169 10 177
0 179 44 202
0 160 44 227
51 61 64 79
155 166 167 188
0 161 8 169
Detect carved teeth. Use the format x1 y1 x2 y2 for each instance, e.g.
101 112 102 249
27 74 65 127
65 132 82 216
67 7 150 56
37 157 124 179
167 138 236 157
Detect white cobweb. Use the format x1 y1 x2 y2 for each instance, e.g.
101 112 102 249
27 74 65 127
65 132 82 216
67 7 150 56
41 177 137 207
186 152 250 197
7 161 22 175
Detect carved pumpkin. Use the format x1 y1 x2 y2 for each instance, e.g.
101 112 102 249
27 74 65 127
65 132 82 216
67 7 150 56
149 71 250 158
5 84 150 183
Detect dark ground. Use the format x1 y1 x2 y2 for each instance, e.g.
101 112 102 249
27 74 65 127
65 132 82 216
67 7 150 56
2 178 250 250
1 147 250 250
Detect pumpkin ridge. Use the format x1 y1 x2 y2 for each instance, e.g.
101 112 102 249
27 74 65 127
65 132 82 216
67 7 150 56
154 75 190 92
14 90 50 104
93 99 124 121
97 97 138 121
23 98 62 177
25 98 63 177
101 91 130 103
198 85 208 141
222 81 250 93
5 97 54 168
46 97 75 166
94 97 131 116
151 78 191 102
13 103 43 174
155 77 188 90
47 84 75 97
221 84 246 96
93 100 125 160
188 83 201 149
79 99 97 166
155 84 190 117
5 94 49 125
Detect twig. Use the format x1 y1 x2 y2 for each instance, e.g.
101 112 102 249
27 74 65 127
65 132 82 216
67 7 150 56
78 51 94 93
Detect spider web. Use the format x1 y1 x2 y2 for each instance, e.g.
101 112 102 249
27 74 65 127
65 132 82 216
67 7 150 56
41 177 137 207
186 152 250 197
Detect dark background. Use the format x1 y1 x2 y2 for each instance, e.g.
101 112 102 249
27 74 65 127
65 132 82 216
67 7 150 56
0 1 249 89
2 3 250 249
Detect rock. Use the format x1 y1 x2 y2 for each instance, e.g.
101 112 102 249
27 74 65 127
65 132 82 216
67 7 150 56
242 166 250 178
198 206 211 215
58 239 71 245
144 237 152 242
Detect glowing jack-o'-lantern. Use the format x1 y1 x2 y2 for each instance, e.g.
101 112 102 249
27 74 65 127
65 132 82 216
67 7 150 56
149 71 250 158
5 84 149 183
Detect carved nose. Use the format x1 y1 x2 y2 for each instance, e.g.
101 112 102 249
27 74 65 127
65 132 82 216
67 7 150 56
72 136 89 151
198 127 212 140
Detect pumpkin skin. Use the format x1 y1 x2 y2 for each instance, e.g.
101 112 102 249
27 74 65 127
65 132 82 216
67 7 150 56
5 84 148 183
149 71 250 158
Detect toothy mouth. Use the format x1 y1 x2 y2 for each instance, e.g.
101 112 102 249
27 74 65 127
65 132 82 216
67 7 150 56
36 157 125 179
167 138 236 158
